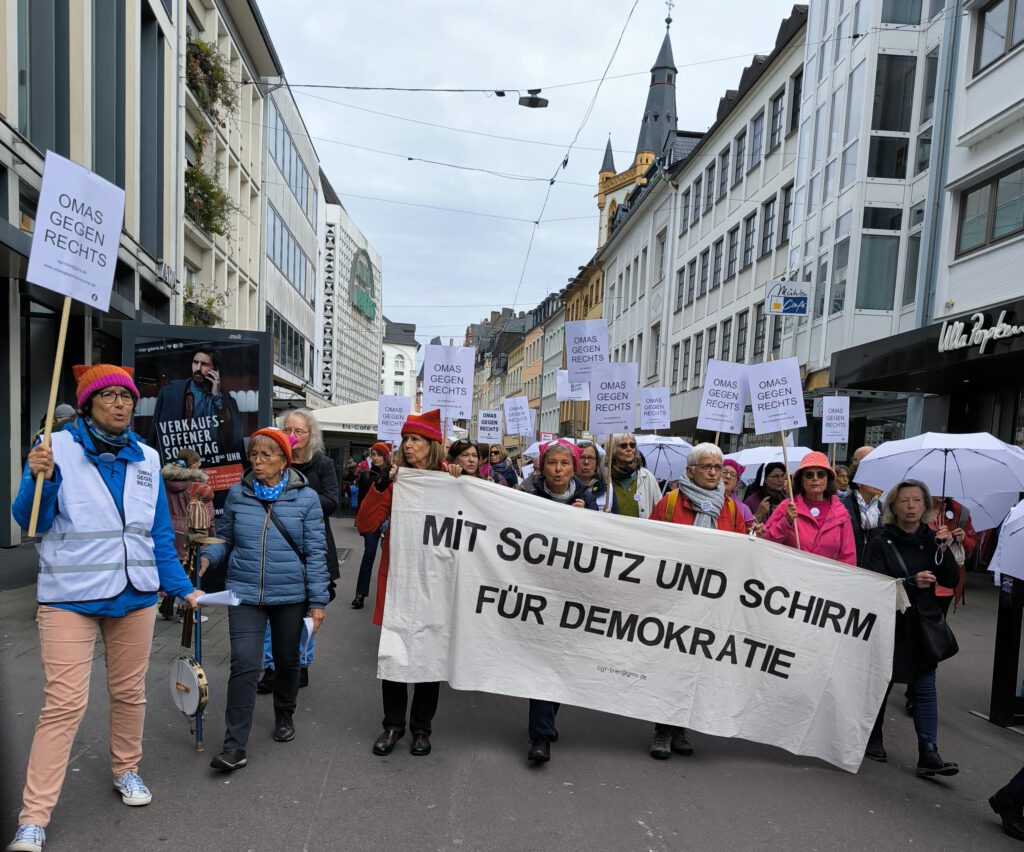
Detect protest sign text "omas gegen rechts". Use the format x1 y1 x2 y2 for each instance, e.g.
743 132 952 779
422 345 475 420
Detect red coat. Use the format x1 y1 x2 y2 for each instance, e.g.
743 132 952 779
355 481 393 626
763 494 857 565
928 499 977 601
650 490 748 534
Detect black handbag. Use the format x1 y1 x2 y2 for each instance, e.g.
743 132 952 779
885 538 959 664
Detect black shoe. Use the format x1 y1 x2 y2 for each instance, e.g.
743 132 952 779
256 669 274 695
905 695 914 715
916 742 958 777
373 728 404 756
351 595 365 609
865 734 887 763
299 667 309 688
411 733 432 756
528 736 551 763
273 715 295 743
671 728 694 756
990 787 1024 841
649 729 672 760
210 748 247 772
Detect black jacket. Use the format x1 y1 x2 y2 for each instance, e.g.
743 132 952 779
523 475 599 510
489 460 518 488
862 523 958 682
840 492 882 567
357 464 389 505
292 451 340 579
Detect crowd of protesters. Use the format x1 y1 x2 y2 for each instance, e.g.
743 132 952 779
5 363 1022 850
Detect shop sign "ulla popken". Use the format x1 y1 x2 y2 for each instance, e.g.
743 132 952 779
937 311 1024 355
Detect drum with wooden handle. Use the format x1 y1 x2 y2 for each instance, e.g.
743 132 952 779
170 655 208 718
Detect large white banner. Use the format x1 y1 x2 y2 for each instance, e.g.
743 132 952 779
422 345 475 419
746 357 807 434
639 387 670 430
697 360 748 435
381 470 903 772
589 362 638 437
822 396 850 445
564 320 608 383
377 395 412 443
556 369 590 402
27 151 126 312
476 409 503 444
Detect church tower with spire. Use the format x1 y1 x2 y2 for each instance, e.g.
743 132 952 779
597 8 679 247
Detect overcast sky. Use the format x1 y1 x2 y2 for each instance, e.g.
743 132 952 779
259 0 801 350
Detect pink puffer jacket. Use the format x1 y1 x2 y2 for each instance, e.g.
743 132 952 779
763 494 857 565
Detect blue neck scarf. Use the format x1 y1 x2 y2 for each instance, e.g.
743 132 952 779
85 416 131 449
254 478 287 502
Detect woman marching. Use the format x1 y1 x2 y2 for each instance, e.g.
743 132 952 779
356 410 460 757
519 439 598 763
202 428 329 772
486 444 519 487
255 409 340 693
7 365 201 852
352 441 392 609
744 462 789 525
607 434 661 518
861 480 959 776
574 440 609 509
447 439 485 478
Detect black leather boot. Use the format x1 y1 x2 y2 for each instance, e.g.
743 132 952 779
916 742 958 777
990 786 1024 840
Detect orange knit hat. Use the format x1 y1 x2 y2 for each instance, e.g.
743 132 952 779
73 364 140 409
250 428 297 465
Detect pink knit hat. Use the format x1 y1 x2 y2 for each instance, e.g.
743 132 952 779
72 364 140 409
539 438 581 469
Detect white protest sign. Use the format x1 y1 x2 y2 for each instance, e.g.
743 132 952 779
26 151 126 312
422 345 475 419
697 360 749 435
589 362 638 437
476 410 503 444
503 396 533 438
565 320 608 383
639 387 670 430
382 470 902 772
822 396 850 445
556 370 590 402
746 357 807 435
377 395 412 443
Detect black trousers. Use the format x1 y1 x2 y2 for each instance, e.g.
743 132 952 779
1005 765 1024 802
356 530 382 597
381 680 439 734
224 602 306 749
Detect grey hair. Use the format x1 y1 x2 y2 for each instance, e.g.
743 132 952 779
278 408 323 462
687 442 723 467
881 479 934 526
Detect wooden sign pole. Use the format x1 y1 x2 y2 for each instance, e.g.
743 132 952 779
604 434 614 513
28 295 72 538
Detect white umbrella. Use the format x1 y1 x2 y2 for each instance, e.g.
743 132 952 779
635 435 693 483
724 446 814 484
853 432 1024 503
957 491 1020 532
988 498 1024 582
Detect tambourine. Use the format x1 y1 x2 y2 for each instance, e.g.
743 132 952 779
170 656 209 718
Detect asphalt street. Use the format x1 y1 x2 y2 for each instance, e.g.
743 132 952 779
1 518 1023 852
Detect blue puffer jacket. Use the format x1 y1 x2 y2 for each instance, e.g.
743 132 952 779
202 468 330 608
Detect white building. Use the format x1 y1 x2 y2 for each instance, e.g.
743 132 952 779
382 317 418 399
540 301 565 434
320 170 383 404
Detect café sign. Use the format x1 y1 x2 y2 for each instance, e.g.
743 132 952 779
937 310 1024 355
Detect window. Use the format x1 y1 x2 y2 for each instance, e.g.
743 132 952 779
957 163 1024 254
921 48 939 123
692 177 703 224
680 190 691 234
770 314 783 354
706 327 717 372
872 55 917 132
268 98 319 224
266 306 309 377
868 136 909 179
780 184 794 243
655 232 666 281
671 343 681 387
769 91 785 150
681 338 691 391
720 318 733 362
674 267 686 312
698 249 710 297
752 303 767 361
929 0 944 17
734 130 747 183
789 70 803 134
845 62 866 145
718 148 730 197
915 129 932 175
812 104 826 172
267 204 314 301
394 354 406 373
903 232 922 306
749 112 764 169
686 259 697 305
881 0 922 25
864 207 903 229
841 140 859 187
641 247 649 290
828 87 844 159
712 238 724 288
693 333 704 383
726 226 740 277
975 0 1024 73
815 255 830 318
625 265 633 303
830 238 850 314
736 310 749 363
856 235 901 309
760 198 777 256
742 213 757 266
394 381 404 396
649 324 660 376
704 164 716 211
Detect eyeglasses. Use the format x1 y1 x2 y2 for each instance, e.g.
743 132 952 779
489 450 501 456
618 442 637 449
803 470 829 480
692 464 723 473
579 455 597 463
248 451 284 462
97 390 135 405
282 427 308 436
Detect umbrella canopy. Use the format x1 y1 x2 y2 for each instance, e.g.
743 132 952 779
635 435 693 483
956 491 1020 532
989 498 1024 581
724 446 814 484
853 432 1024 503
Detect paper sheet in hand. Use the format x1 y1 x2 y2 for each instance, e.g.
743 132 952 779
195 590 240 606
303 616 315 659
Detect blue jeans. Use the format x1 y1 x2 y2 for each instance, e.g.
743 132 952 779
263 622 314 669
356 530 382 598
872 669 938 745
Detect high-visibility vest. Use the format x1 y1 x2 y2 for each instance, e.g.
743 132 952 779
36 430 162 603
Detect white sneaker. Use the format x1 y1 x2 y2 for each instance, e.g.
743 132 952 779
6 824 45 851
113 770 152 806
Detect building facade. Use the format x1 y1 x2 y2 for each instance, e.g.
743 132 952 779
381 317 417 399
559 256 604 435
540 300 565 434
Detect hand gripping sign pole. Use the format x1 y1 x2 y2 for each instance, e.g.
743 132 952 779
24 152 126 537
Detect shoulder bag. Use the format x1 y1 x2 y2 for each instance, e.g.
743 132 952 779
884 538 959 664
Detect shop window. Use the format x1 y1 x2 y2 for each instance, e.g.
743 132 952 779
957 163 1024 254
863 207 903 230
975 0 1024 75
856 235 900 310
830 238 850 315
872 55 917 133
881 0 922 25
903 232 922 306
868 136 909 179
